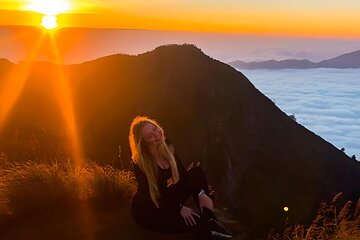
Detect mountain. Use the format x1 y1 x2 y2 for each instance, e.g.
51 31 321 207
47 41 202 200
317 50 360 68
0 58 12 73
0 58 12 65
228 59 315 69
1 44 360 237
229 50 360 69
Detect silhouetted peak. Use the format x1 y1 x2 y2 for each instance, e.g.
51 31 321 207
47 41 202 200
152 43 205 56
77 44 208 67
0 58 12 65
137 43 212 62
0 59 13 73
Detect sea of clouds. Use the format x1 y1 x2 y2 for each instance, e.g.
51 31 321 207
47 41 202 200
239 68 360 160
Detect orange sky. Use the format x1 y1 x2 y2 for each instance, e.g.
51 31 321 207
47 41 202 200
1 1 360 64
0 0 360 38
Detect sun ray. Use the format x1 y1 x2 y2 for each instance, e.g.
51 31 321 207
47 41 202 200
1 3 96 238
47 32 97 239
47 32 84 169
0 31 46 134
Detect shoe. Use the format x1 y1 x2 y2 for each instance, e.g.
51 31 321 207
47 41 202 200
206 217 232 238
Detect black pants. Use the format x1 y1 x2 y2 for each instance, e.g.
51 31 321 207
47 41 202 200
132 166 213 238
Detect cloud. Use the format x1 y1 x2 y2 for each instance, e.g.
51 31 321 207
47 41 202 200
241 68 360 159
251 48 311 61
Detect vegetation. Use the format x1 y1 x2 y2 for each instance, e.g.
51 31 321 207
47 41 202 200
268 192 360 240
0 160 138 239
0 158 359 239
0 160 136 211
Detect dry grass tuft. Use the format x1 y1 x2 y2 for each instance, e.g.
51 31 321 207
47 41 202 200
0 161 135 219
268 192 360 240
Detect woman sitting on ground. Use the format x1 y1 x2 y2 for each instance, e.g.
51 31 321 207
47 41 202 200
129 116 232 239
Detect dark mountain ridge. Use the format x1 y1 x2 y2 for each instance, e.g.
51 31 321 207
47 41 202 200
229 50 360 69
0 44 359 237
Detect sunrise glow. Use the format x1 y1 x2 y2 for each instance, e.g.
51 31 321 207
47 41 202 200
25 0 71 15
0 1 357 38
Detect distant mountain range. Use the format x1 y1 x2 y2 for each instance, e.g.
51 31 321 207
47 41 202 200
229 50 360 69
0 45 360 238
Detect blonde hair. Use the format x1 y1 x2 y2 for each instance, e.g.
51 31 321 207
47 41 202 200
129 116 180 208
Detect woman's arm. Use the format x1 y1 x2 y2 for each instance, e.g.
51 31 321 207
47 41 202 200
133 162 184 213
133 163 151 200
165 138 203 197
175 154 203 195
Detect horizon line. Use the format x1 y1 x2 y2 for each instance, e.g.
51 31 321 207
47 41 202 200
1 44 359 66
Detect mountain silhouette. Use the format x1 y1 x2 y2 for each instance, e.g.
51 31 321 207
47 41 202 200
229 50 360 69
0 44 359 237
0 59 12 73
317 50 360 68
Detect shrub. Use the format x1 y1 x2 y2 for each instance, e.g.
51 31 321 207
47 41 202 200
289 114 297 122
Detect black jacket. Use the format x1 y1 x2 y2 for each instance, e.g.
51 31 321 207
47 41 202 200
132 143 201 215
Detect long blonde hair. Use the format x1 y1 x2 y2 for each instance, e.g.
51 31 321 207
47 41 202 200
129 116 180 208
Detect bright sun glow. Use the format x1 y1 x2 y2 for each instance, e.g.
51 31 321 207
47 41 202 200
41 15 58 30
25 0 71 15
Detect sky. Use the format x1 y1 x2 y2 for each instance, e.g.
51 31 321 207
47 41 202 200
0 1 360 63
0 1 359 160
0 0 360 37
1 27 360 64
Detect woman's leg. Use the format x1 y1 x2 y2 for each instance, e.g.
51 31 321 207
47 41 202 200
165 165 211 211
187 167 233 239
133 204 212 239
167 166 217 227
152 166 231 239
187 166 211 197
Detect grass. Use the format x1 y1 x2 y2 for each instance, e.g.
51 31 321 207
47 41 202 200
0 161 136 215
0 160 142 240
0 160 358 240
0 161 197 240
268 192 360 240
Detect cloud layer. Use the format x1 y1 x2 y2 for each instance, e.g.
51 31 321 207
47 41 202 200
241 68 360 160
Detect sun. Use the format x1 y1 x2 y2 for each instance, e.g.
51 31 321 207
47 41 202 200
25 0 71 15
41 15 58 30
25 0 71 30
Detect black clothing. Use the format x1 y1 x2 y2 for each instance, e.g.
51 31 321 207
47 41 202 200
131 147 211 236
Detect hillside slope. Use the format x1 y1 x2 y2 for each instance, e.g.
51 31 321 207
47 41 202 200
1 44 359 237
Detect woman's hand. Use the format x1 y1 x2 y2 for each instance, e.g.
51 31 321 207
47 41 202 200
198 193 214 213
180 206 200 226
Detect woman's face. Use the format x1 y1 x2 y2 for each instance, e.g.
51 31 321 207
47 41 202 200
141 122 163 147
